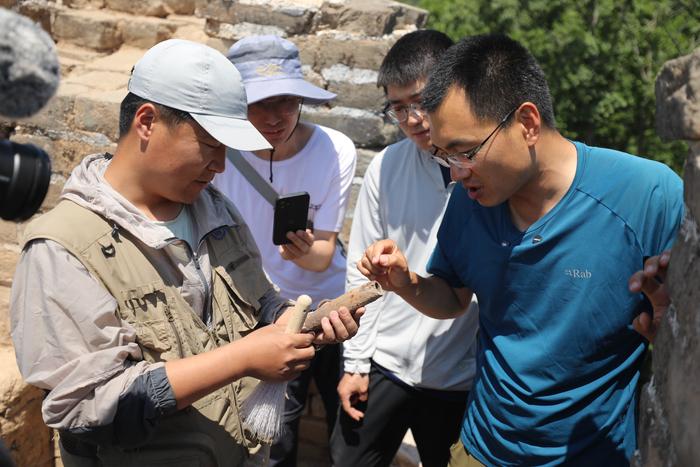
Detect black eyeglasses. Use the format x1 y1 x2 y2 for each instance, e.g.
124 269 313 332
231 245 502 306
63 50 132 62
431 106 519 169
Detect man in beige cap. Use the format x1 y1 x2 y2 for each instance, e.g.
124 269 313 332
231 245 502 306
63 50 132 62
10 39 362 466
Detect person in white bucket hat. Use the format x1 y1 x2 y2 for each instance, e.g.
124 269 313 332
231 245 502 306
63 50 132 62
213 35 357 466
10 39 362 467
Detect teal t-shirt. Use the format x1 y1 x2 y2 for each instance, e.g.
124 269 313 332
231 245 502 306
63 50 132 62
427 141 683 466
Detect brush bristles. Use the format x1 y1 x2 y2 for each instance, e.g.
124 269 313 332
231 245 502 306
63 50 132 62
242 381 288 442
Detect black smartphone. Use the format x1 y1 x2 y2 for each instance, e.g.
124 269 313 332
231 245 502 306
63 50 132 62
273 192 310 245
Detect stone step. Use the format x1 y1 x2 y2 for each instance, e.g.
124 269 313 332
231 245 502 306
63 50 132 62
197 0 427 37
9 2 200 52
64 0 195 16
53 7 180 51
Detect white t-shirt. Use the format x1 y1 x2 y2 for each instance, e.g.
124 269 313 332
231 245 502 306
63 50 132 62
213 124 357 306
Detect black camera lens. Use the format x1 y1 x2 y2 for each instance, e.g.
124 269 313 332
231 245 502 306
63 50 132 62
0 140 52 221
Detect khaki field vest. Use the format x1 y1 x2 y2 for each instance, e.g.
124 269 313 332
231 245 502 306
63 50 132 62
24 200 273 466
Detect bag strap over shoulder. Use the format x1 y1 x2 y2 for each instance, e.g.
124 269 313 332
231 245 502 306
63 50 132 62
226 148 278 207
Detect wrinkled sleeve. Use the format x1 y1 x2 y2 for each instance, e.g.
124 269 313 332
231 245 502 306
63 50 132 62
9 239 173 441
342 152 385 374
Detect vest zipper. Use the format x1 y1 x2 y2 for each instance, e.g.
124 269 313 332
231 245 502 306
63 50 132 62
163 304 185 358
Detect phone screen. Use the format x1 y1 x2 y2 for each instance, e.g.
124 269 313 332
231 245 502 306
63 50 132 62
273 192 310 245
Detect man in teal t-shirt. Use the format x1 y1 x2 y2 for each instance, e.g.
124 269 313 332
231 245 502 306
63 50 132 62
356 34 683 466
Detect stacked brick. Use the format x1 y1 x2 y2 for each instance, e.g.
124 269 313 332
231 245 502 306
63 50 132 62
633 47 700 467
0 0 428 465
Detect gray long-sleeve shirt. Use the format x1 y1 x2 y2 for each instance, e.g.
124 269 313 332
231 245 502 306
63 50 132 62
10 154 288 443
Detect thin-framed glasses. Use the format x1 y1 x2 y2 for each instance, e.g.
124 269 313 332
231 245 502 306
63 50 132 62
431 106 519 169
384 102 426 124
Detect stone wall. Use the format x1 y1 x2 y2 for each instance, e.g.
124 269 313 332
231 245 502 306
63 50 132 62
0 0 427 465
634 48 700 467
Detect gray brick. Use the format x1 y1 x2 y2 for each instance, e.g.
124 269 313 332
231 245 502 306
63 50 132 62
302 105 399 148
296 32 395 70
53 8 123 52
204 18 287 41
10 130 116 176
63 0 105 8
105 0 169 17
322 64 382 110
72 91 123 141
655 48 700 141
19 91 76 133
118 16 178 49
318 0 396 37
198 0 318 35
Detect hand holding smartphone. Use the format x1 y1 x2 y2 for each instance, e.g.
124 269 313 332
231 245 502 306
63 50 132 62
273 192 310 245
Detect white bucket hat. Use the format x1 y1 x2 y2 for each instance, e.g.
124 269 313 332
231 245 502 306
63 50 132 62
226 35 336 105
128 39 271 151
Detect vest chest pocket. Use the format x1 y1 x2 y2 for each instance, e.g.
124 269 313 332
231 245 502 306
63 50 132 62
207 226 270 335
212 264 261 334
117 284 182 360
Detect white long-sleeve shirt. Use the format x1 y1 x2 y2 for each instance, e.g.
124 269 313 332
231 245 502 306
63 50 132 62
343 138 479 391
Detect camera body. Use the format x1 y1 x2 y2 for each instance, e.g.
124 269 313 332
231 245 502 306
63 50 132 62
0 139 51 221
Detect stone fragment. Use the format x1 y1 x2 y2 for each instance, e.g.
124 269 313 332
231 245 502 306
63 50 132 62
163 0 196 14
10 130 116 175
53 8 123 52
65 71 130 92
198 0 318 35
0 221 18 246
0 250 17 288
296 32 395 70
655 48 700 141
0 285 10 344
637 47 700 467
322 64 382 109
302 105 399 148
319 0 397 36
105 0 168 17
85 46 145 74
63 0 105 9
204 19 287 40
0 347 53 467
118 16 178 49
354 147 379 179
18 91 76 134
392 1 428 30
72 91 124 141
17 0 53 34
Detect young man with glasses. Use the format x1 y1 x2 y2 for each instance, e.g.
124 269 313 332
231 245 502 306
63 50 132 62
212 35 357 466
330 30 479 467
358 34 683 466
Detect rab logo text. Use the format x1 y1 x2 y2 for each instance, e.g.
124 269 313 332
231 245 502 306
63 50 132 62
565 269 592 279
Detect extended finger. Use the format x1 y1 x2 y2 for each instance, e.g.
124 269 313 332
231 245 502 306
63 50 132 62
628 270 663 300
632 313 655 342
318 316 337 343
335 307 358 339
328 310 351 342
358 256 386 278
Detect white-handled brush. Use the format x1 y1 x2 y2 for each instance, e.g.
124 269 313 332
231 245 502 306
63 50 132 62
242 294 313 442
